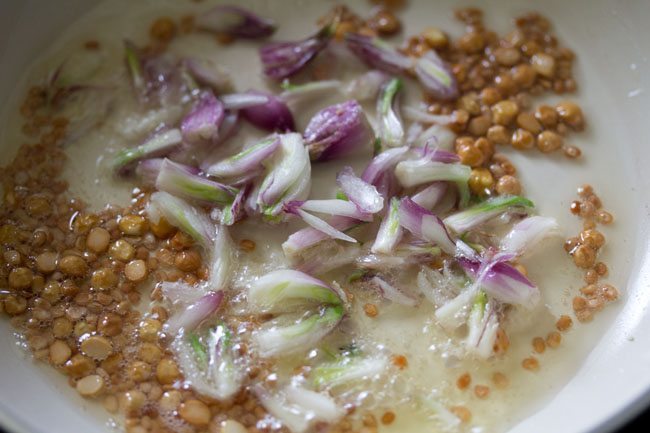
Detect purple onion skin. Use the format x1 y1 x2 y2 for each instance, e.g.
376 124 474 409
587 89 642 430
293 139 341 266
414 147 460 164
197 5 276 39
458 257 538 307
345 33 413 75
240 91 295 132
260 24 333 80
304 100 372 162
181 90 225 144
414 50 459 101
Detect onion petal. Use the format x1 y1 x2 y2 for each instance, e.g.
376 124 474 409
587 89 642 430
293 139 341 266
165 291 224 335
304 100 373 162
444 195 535 234
240 91 295 132
148 191 215 250
181 90 225 145
206 135 281 178
371 197 402 254
156 159 237 205
248 269 343 314
337 166 384 214
500 215 560 257
113 128 182 174
398 197 456 254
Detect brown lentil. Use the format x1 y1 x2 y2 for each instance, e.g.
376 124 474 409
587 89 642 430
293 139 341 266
572 244 596 268
495 175 522 195
156 358 181 384
118 215 147 236
391 354 408 369
381 411 396 425
474 385 490 399
546 332 562 348
469 168 495 195
537 131 564 153
421 27 448 49
486 125 510 145
534 105 558 128
80 335 113 360
522 357 540 371
556 101 585 130
491 100 519 125
110 240 135 262
456 372 471 390
363 303 378 318
86 227 110 253
492 372 509 389
450 406 472 423
49 340 72 365
516 112 542 134
150 17 177 43
8 267 34 290
367 8 401 35
597 210 614 225
125 259 147 282
511 128 535 150
531 53 556 77
174 250 201 272
532 337 546 354
77 374 105 397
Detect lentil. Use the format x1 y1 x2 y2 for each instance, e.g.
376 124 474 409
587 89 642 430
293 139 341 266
474 385 490 399
381 411 396 425
363 303 378 317
8 267 34 290
118 215 147 236
391 354 408 369
110 239 135 261
150 17 177 43
174 250 201 272
86 227 110 253
572 244 596 268
491 100 519 125
35 252 58 274
456 372 471 390
537 130 564 153
59 255 88 277
125 259 147 282
156 358 181 384
531 53 556 77
546 332 562 348
80 335 113 360
49 340 72 365
450 406 472 423
556 101 585 130
179 399 211 426
516 112 542 134
522 357 540 371
77 374 105 397
511 128 535 150
492 372 509 389
495 175 522 195
532 337 546 354
486 125 510 145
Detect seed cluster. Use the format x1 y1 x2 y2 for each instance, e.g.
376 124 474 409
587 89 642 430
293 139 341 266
403 9 584 198
1 57 275 433
519 185 617 374
565 185 618 322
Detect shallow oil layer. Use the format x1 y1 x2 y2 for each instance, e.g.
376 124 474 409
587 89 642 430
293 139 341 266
0 0 636 432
